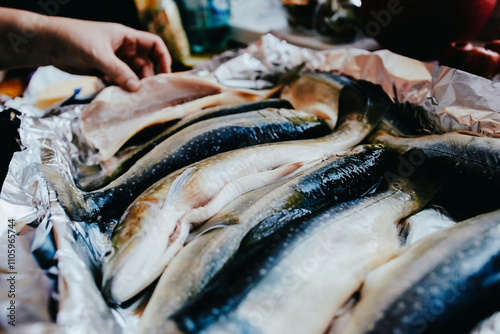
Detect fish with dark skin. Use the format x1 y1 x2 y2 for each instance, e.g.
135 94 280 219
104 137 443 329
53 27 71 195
76 99 294 191
99 75 393 304
42 108 330 221
165 158 445 334
338 209 500 334
371 130 500 219
43 73 390 223
137 144 394 333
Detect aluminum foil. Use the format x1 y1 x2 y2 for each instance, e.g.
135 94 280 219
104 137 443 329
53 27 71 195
1 33 499 333
196 34 500 136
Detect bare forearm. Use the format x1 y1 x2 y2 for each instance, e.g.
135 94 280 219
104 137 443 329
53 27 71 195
0 7 171 91
0 8 52 69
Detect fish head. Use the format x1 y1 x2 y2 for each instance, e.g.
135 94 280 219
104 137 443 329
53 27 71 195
280 73 344 129
101 200 182 304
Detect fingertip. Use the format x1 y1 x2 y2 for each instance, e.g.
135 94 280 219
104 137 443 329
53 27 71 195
150 36 172 73
159 53 172 73
97 51 141 92
127 30 172 73
125 77 141 91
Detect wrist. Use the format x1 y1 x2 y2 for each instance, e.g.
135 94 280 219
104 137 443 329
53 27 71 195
0 8 52 69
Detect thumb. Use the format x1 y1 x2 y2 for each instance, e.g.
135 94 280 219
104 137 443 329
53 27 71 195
98 51 141 91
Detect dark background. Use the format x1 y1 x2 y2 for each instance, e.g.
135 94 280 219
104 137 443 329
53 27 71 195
0 0 142 28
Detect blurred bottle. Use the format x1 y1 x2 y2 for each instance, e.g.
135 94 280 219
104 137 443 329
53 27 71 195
135 0 191 66
175 0 231 54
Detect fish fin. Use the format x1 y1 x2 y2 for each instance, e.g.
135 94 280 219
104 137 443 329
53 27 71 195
38 164 92 221
280 63 305 84
272 63 306 93
256 63 307 99
161 167 197 211
187 216 239 241
381 101 434 137
186 162 304 228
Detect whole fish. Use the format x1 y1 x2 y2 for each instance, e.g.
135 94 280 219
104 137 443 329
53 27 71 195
371 130 500 219
165 158 444 334
339 209 500 334
137 144 394 332
81 73 280 161
77 99 293 191
44 108 330 221
100 74 393 304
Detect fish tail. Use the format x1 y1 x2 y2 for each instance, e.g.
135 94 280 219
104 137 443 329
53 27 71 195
363 83 392 127
75 163 106 191
272 63 306 93
38 164 93 221
385 101 433 136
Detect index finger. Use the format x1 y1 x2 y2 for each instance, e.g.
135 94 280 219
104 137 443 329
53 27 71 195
133 30 172 73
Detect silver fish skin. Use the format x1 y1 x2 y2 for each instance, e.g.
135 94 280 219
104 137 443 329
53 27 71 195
100 74 391 304
372 130 500 219
137 144 393 333
136 182 284 334
45 108 330 222
51 72 381 223
339 209 500 334
100 129 351 304
165 160 443 334
76 99 294 191
371 131 500 168
47 74 390 223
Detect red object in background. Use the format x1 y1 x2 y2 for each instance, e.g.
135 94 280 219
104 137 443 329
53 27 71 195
461 47 500 78
360 0 498 60
439 41 474 69
485 39 500 54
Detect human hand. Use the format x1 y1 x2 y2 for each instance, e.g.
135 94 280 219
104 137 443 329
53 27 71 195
42 17 171 91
